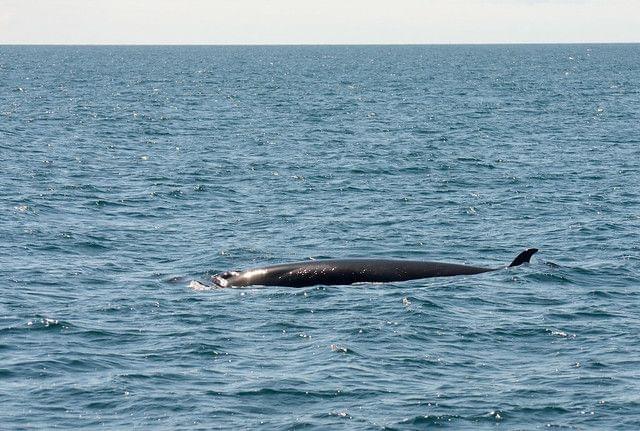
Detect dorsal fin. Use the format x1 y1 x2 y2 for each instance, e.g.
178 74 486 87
509 248 539 267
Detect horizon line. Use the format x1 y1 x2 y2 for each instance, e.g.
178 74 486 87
2 41 639 47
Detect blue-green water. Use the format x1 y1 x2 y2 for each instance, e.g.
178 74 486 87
1 45 639 429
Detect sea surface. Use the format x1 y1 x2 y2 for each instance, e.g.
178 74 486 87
1 44 639 429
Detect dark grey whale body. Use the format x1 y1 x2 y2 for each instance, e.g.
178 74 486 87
212 248 538 288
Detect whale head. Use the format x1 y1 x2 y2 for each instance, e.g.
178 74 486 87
211 271 239 288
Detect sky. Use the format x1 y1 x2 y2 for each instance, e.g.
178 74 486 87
1 0 639 45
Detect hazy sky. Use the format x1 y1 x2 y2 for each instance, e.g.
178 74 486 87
1 0 639 44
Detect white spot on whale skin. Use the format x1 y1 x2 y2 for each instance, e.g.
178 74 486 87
244 269 268 278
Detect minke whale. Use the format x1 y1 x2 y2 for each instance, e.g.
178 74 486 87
211 248 538 288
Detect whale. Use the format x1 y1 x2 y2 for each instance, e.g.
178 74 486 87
211 248 538 288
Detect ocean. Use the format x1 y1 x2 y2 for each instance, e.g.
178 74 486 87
1 44 639 429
